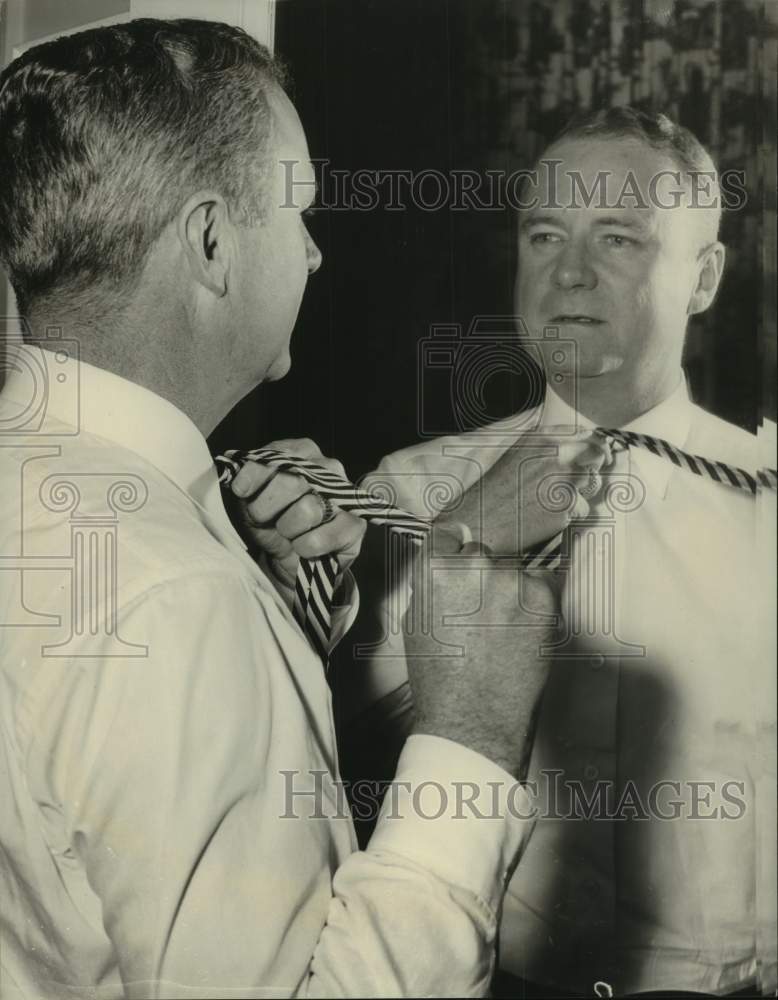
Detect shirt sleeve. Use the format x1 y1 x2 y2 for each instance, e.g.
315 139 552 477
28 570 533 999
306 736 535 999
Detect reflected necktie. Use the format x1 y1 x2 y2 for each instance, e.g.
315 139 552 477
215 435 776 660
523 428 776 569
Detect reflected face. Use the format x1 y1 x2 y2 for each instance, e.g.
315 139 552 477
516 137 705 395
233 87 322 384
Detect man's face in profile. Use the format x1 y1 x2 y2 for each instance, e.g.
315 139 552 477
231 88 321 385
515 136 709 398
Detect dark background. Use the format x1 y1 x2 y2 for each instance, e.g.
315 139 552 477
209 0 777 479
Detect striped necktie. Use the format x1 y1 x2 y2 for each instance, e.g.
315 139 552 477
215 434 777 660
215 447 429 660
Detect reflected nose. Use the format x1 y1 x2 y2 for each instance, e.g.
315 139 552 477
551 239 597 291
305 230 322 274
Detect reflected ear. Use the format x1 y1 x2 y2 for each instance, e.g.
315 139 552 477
688 242 725 316
177 192 235 297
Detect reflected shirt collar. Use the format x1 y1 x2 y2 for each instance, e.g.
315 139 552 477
540 376 693 499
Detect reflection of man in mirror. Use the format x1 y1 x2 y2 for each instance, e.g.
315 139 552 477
344 108 775 998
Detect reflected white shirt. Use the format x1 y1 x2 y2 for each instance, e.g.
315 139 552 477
366 379 776 996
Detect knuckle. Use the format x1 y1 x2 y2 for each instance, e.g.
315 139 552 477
327 512 351 538
300 492 322 519
279 497 312 533
340 518 366 549
234 464 265 493
273 515 293 540
322 456 346 477
279 469 304 489
294 533 321 559
235 461 260 480
268 438 316 459
244 499 268 526
272 472 308 504
274 536 293 555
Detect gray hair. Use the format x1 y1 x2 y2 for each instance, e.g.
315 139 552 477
0 18 288 313
545 106 721 247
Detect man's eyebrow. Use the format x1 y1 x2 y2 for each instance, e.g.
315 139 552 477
519 213 566 231
519 212 650 232
592 215 645 229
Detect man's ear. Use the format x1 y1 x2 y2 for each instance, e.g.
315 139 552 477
688 241 725 316
177 192 236 297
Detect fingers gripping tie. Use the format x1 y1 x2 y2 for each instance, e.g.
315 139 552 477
215 447 430 663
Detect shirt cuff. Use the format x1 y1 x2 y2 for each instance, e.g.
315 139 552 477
368 733 536 913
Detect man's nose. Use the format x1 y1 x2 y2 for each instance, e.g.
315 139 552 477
305 231 322 274
551 239 597 290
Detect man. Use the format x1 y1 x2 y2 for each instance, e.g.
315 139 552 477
344 109 776 996
0 19 556 998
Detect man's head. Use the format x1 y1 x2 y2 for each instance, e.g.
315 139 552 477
516 107 725 423
0 19 321 429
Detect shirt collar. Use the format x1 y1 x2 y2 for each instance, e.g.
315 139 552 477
539 376 693 499
2 340 247 551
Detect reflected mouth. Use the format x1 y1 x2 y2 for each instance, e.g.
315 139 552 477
550 314 605 325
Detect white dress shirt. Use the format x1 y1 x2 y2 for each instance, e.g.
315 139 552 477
0 341 534 999
360 377 776 996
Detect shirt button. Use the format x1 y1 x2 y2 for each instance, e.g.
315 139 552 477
589 654 605 670
584 764 599 780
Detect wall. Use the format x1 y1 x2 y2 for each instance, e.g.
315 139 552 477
0 0 131 318
454 0 773 432
21 0 129 43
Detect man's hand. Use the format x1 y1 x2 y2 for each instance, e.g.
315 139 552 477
227 438 366 589
436 426 612 555
403 537 558 779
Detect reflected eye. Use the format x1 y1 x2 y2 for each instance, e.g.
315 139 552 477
528 231 562 245
603 234 636 247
